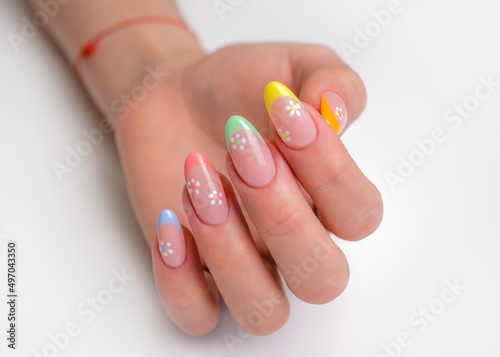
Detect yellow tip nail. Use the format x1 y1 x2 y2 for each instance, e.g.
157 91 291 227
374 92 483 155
264 81 300 118
320 94 342 134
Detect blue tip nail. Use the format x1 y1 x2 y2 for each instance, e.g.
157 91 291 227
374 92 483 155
157 210 182 236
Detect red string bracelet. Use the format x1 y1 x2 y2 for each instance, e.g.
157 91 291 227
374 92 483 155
73 16 196 82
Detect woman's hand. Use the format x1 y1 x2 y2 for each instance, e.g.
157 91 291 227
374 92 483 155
25 0 382 336
113 43 383 335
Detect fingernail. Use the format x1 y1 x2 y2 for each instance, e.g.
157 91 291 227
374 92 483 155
225 115 276 188
320 92 348 135
264 81 317 149
185 152 228 225
157 210 186 268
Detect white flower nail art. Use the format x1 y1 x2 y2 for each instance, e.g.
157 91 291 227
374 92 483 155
159 241 174 257
186 179 201 195
230 133 247 151
278 128 291 142
208 190 224 206
335 106 344 121
285 100 302 117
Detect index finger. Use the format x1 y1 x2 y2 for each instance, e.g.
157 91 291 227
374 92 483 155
264 81 383 240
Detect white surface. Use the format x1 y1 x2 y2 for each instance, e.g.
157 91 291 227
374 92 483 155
1 0 499 356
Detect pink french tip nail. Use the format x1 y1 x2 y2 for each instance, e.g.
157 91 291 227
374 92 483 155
157 210 186 268
264 81 317 149
184 152 229 225
225 115 276 188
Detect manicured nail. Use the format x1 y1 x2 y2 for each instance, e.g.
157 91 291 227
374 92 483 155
225 115 276 188
264 81 317 149
157 210 186 268
185 152 228 225
320 92 348 135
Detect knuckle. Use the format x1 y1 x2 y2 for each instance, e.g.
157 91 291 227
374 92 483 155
167 290 200 311
316 267 350 303
260 203 304 239
206 243 247 272
295 263 350 304
340 67 367 112
354 191 384 238
341 188 384 240
309 156 350 193
238 299 290 336
292 43 340 61
181 315 219 336
182 319 217 336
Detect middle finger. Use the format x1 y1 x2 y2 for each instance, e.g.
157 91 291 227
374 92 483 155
225 115 349 304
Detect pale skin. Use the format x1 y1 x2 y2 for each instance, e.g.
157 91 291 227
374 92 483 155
28 0 383 336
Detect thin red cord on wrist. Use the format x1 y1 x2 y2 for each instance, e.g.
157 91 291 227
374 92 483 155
73 16 196 82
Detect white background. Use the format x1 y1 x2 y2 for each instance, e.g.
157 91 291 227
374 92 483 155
1 0 499 356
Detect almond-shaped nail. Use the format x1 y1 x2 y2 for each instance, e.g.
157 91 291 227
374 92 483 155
157 210 186 268
264 81 317 149
225 115 276 188
320 92 348 135
185 152 228 225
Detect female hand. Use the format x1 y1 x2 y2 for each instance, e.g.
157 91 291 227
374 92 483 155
114 43 383 335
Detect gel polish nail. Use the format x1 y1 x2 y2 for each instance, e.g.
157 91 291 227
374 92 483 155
225 115 276 188
157 210 186 268
264 81 317 149
184 152 228 225
320 92 348 135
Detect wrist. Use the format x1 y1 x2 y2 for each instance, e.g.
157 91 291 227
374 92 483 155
27 0 204 120
78 22 205 121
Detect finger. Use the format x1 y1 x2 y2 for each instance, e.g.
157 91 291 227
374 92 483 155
264 82 383 240
225 115 349 304
186 43 365 136
287 44 367 134
183 152 289 336
153 210 220 336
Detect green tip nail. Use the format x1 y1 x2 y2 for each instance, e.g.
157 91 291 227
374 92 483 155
225 115 262 148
